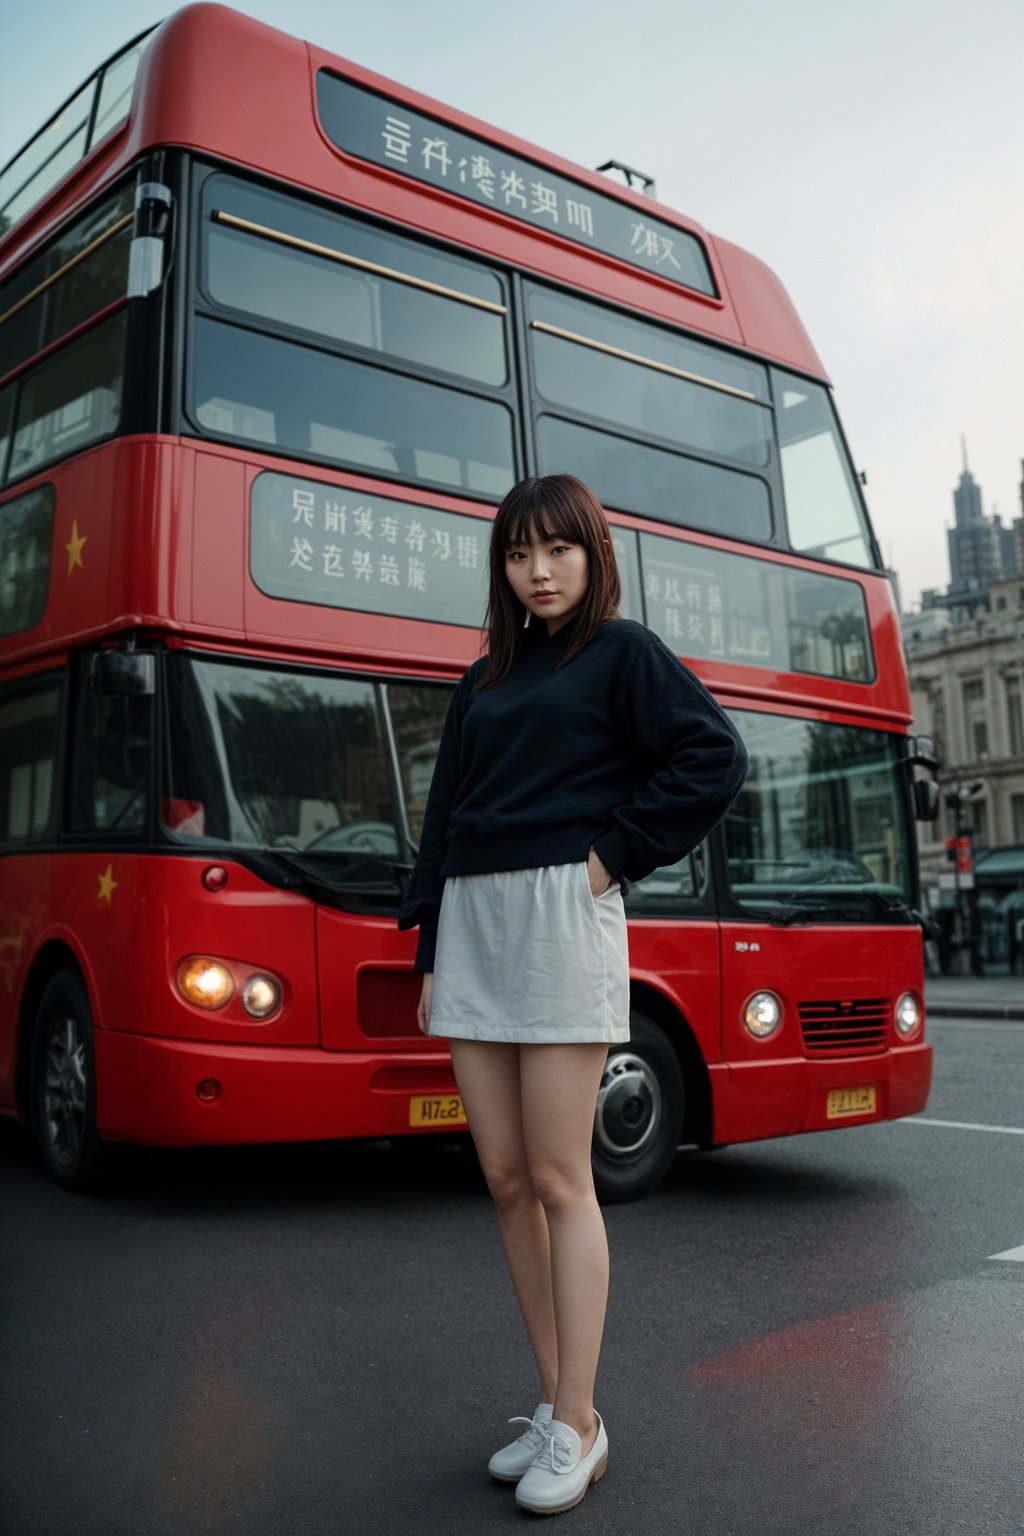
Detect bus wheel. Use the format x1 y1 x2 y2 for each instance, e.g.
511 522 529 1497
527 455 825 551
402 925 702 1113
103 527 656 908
32 970 119 1193
592 1013 684 1204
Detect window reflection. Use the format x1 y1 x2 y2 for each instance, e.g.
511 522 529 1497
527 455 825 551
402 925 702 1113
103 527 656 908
723 710 912 914
530 286 772 467
0 685 59 843
192 318 514 498
774 370 875 570
0 485 53 635
8 311 125 482
386 682 454 846
71 670 149 834
165 657 399 854
538 415 772 543
205 179 507 387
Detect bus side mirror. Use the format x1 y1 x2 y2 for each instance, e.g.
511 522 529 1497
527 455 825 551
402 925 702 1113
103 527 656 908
908 734 940 770
913 779 939 822
91 651 156 697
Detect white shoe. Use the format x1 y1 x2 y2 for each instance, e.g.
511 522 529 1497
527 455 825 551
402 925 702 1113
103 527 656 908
515 1410 608 1514
487 1402 554 1482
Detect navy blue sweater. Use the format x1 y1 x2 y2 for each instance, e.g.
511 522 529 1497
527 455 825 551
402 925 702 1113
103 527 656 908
397 614 749 971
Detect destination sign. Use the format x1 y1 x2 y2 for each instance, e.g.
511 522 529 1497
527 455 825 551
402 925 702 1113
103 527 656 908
251 473 490 627
251 473 642 628
316 72 716 298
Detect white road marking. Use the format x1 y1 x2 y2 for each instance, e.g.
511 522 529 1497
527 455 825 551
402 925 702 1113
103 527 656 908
897 1116 1024 1135
926 1018 1024 1029
988 1244 1024 1262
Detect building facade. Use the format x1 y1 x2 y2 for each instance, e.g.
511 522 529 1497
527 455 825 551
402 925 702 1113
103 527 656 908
904 577 1024 878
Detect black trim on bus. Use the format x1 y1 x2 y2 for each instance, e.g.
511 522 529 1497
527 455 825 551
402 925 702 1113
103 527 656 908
509 271 537 479
121 149 177 440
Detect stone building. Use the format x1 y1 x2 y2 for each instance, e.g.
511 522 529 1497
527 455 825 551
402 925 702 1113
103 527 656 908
903 576 1024 887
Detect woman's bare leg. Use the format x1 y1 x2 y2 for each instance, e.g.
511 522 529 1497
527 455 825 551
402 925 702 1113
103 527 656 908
519 1042 609 1457
448 1039 558 1403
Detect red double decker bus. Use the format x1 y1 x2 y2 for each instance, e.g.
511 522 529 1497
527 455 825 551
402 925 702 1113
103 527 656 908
0 3 937 1197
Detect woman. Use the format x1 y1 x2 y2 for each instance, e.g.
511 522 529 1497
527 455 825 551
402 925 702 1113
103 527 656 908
397 474 748 1515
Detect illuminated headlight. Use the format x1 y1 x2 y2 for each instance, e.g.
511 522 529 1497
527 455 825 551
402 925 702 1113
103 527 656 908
241 974 282 1018
894 991 922 1037
743 990 783 1039
177 956 234 1009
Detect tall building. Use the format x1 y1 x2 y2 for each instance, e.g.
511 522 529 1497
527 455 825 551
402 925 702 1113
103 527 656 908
1012 459 1024 578
923 442 1019 618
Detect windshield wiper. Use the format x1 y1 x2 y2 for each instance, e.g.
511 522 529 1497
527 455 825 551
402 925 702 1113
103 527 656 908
763 899 867 927
854 889 916 923
237 848 415 910
760 891 916 927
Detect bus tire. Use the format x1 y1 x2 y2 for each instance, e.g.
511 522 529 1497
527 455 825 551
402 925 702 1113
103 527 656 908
592 1012 684 1204
31 969 121 1193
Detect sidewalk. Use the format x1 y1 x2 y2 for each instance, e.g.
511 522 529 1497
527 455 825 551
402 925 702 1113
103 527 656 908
925 973 1024 1020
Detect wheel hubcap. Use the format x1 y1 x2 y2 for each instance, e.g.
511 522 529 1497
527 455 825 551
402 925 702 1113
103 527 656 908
594 1052 661 1159
43 1015 87 1166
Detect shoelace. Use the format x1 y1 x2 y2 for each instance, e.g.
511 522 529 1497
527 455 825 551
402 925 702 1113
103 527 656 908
531 1422 577 1475
506 1414 549 1451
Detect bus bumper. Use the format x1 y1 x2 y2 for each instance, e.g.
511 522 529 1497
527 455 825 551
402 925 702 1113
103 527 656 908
707 1042 933 1144
94 1031 462 1146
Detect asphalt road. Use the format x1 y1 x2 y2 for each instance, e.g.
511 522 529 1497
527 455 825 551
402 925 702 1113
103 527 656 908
2 1016 1022 1536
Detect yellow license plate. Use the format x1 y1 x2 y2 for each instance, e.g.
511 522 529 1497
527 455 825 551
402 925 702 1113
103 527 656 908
827 1086 877 1119
408 1093 467 1129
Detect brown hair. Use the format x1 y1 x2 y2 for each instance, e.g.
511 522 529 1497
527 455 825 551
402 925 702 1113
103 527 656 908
474 475 622 688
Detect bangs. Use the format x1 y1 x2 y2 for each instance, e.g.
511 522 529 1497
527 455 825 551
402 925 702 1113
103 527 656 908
504 508 569 550
501 480 582 551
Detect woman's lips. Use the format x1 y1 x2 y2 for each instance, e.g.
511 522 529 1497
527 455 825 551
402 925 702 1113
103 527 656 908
533 593 557 601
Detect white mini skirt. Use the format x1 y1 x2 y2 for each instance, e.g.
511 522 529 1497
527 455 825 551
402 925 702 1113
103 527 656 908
428 860 631 1044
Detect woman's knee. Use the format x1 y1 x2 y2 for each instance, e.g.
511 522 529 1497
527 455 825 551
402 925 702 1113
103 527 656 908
527 1159 594 1211
479 1155 534 1210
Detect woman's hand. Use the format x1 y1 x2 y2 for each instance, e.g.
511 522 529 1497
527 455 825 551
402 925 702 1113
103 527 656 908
417 973 433 1035
586 846 613 897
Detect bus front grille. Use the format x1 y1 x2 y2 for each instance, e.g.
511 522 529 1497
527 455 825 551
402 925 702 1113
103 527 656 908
358 969 424 1038
798 998 890 1054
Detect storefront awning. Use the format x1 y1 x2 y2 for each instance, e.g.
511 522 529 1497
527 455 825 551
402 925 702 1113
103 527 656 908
974 847 1024 883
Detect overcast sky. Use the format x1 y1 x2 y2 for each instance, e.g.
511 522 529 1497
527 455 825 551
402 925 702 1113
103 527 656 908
4 0 1021 607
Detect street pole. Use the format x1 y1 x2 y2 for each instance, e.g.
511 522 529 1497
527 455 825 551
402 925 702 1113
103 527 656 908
951 780 965 976
945 776 984 978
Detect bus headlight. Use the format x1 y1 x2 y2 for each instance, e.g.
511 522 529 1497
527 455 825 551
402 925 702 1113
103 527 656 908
743 990 783 1039
177 956 235 1009
242 974 282 1018
894 991 922 1037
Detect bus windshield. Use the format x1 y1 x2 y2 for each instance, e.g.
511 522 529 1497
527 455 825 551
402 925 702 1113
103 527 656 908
723 711 914 920
164 653 406 857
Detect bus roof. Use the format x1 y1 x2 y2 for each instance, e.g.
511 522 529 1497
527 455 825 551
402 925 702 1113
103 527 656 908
0 2 826 377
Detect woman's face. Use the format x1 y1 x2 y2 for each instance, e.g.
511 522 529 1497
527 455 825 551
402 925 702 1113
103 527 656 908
504 523 600 633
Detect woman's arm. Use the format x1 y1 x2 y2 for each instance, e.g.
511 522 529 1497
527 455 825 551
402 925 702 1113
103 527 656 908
590 635 748 883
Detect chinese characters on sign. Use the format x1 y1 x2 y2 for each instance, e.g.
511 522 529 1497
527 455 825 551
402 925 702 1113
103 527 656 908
251 474 489 627
249 480 868 682
316 74 715 296
638 533 872 683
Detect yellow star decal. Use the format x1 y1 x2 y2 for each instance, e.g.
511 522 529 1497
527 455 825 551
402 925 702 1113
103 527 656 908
97 864 118 905
65 519 87 576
